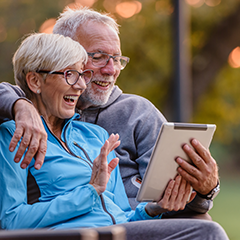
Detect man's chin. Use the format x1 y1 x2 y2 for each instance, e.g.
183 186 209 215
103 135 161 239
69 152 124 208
81 85 113 107
89 95 109 106
79 93 109 107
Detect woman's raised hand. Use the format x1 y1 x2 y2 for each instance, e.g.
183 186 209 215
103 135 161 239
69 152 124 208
89 133 120 195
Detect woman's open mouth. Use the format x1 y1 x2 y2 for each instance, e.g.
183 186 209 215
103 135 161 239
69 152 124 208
63 95 79 103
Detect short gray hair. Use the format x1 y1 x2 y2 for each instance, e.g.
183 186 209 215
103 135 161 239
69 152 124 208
53 7 119 41
13 33 88 99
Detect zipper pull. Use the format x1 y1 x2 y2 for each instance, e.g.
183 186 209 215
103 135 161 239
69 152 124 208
77 109 82 119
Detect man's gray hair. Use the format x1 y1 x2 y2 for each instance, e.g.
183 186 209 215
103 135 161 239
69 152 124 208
13 33 87 99
53 7 120 40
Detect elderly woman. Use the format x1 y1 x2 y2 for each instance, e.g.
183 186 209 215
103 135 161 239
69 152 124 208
0 33 229 240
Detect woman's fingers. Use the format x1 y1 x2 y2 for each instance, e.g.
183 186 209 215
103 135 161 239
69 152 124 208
108 133 120 152
89 134 120 195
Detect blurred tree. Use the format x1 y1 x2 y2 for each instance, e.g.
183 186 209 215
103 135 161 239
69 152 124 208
192 2 240 106
1 0 240 169
0 0 72 83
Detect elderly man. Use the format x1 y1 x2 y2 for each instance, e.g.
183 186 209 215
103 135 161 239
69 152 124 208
0 8 219 217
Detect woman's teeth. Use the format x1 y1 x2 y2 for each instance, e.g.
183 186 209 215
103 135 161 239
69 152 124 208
63 95 78 102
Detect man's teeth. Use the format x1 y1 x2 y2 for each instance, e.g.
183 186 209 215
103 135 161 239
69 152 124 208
94 81 110 87
64 96 78 102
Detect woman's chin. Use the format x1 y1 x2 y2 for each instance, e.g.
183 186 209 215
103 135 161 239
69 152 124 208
61 110 75 120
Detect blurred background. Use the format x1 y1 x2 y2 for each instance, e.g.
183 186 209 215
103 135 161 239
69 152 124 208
0 0 239 238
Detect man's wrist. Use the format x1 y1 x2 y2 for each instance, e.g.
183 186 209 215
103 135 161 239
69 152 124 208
197 181 220 200
12 98 33 119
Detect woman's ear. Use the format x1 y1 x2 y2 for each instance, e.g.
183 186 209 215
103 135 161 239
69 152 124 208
26 72 42 94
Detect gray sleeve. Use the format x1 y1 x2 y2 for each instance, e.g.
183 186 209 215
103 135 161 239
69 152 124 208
135 104 167 178
0 82 28 122
186 194 213 213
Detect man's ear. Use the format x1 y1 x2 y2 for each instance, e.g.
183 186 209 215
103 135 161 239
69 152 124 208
26 72 42 94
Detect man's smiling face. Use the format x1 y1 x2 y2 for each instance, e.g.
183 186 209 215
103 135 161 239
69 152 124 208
75 21 122 110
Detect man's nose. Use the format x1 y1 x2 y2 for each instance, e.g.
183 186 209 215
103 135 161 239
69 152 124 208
100 57 116 75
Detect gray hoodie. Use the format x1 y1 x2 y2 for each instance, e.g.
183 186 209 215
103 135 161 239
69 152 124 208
77 86 167 208
0 82 213 212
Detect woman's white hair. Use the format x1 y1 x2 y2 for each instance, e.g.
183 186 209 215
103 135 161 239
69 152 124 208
53 7 119 40
13 33 87 99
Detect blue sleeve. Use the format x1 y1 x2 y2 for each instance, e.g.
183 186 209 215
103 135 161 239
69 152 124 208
0 122 101 230
0 122 28 228
107 153 162 222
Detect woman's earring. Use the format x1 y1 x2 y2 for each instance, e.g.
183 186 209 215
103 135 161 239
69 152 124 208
37 89 40 94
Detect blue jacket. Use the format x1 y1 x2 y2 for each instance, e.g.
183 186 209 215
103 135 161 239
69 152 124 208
0 114 160 230
0 83 213 212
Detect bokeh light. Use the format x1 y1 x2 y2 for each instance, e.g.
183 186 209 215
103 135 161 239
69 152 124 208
205 0 221 7
155 1 174 15
39 18 56 34
228 47 240 68
115 1 142 18
64 0 96 12
185 0 205 8
74 0 96 7
64 2 82 11
103 0 118 13
39 0 97 34
185 0 221 7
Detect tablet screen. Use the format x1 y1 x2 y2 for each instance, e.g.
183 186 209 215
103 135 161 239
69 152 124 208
136 122 216 202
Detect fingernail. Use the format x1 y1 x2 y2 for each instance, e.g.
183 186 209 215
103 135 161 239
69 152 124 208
35 164 41 170
184 144 190 150
14 158 20 163
9 147 14 152
192 139 198 145
177 167 182 172
21 163 27 169
176 157 183 164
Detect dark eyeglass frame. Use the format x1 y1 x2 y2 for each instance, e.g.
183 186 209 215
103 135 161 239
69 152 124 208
36 69 94 85
87 52 130 70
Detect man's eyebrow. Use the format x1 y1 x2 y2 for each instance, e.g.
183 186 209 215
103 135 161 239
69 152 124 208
96 50 121 56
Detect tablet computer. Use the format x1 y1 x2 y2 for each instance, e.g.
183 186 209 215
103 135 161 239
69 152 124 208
136 122 216 202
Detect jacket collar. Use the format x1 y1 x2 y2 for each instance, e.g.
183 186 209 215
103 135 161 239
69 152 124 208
40 113 80 141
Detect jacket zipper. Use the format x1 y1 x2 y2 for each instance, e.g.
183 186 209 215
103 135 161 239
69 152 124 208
43 118 116 224
64 120 116 225
42 118 93 168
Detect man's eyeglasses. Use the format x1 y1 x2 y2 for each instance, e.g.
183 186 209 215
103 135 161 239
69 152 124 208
87 52 130 70
36 69 94 85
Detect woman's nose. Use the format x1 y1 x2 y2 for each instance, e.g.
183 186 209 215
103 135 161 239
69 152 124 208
73 76 87 90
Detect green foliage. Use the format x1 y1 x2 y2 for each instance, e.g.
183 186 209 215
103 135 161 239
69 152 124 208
194 65 240 143
116 0 173 110
209 178 240 240
0 0 72 84
1 0 240 170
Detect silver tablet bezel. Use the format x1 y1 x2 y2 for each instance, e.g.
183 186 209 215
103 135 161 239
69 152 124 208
136 122 216 202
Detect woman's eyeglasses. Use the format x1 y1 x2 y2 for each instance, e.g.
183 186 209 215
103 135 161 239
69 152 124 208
36 69 94 85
